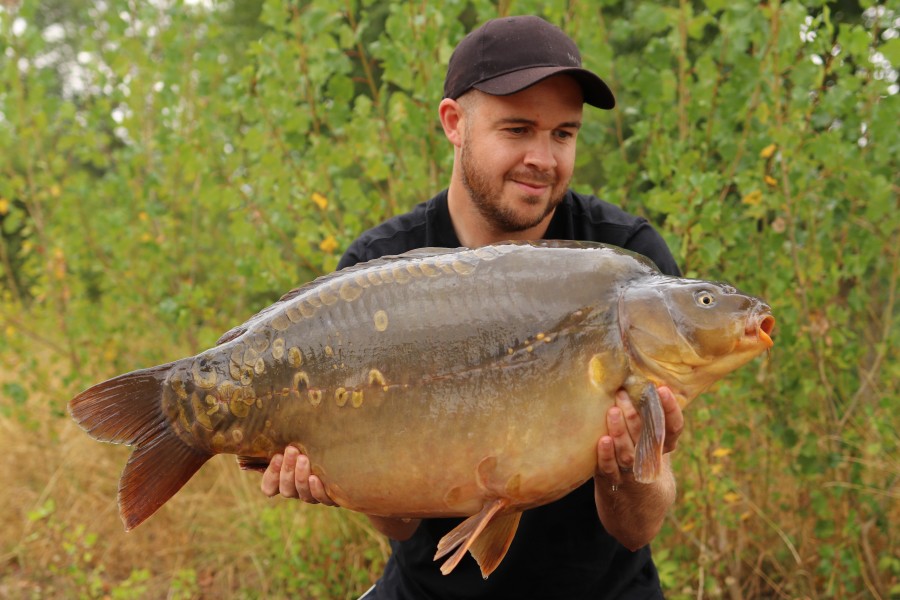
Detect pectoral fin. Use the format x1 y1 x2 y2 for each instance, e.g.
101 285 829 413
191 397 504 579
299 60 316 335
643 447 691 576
634 384 665 483
434 498 518 577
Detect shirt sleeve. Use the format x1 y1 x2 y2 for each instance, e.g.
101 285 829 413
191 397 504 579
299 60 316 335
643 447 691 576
337 240 366 271
624 223 681 277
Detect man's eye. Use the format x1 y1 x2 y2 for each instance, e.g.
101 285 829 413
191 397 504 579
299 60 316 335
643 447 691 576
506 127 527 135
555 130 574 140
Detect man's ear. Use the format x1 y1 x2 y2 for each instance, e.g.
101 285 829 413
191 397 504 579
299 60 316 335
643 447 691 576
439 98 464 148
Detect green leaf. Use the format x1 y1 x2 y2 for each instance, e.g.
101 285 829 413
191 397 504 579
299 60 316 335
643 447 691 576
879 38 900 65
2 382 28 405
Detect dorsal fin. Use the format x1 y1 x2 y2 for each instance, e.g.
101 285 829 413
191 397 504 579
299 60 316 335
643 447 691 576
215 241 654 346
506 239 660 270
215 247 468 346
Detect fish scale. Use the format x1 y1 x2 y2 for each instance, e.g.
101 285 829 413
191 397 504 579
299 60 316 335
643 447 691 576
69 240 775 578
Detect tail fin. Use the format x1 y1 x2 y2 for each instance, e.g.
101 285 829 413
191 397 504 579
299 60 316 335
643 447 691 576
69 363 213 530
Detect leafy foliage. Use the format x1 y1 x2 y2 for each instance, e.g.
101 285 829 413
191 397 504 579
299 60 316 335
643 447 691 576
1 0 897 597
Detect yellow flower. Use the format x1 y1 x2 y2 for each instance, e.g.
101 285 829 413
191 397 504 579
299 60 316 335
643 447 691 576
52 251 66 280
50 184 61 198
312 192 328 210
319 235 338 254
741 190 763 206
723 492 742 504
0 198 8 215
764 175 777 187
712 447 732 458
103 346 118 363
760 143 777 159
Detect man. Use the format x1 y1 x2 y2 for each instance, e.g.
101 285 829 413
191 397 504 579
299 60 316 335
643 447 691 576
262 16 684 599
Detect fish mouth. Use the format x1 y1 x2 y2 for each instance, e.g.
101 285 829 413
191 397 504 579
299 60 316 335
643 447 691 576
749 314 776 348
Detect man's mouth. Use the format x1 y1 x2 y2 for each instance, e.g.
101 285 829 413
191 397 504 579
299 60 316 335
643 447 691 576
515 182 547 194
510 178 554 194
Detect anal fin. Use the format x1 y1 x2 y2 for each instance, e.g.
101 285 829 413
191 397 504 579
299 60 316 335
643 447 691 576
469 511 522 579
634 384 665 483
434 498 509 576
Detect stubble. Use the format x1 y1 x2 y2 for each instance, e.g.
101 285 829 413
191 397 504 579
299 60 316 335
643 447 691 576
459 136 568 234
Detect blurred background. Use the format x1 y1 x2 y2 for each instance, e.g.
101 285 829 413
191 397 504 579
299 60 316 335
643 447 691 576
0 0 897 598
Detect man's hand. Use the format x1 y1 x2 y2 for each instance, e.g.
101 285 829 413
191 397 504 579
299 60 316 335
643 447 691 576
593 386 682 550
260 446 337 506
260 446 421 540
596 386 683 486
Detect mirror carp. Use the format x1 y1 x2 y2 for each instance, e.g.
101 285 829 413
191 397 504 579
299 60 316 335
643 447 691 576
69 240 775 578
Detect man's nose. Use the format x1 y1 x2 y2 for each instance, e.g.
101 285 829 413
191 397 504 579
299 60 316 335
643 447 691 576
523 135 557 171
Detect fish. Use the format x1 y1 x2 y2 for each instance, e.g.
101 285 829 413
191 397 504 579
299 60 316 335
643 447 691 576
69 240 775 578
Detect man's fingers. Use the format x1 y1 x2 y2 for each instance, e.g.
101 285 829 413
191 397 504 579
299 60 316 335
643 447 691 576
292 452 319 503
261 453 283 497
277 446 304 500
596 436 620 482
261 446 337 505
606 405 635 470
309 475 338 506
615 390 642 446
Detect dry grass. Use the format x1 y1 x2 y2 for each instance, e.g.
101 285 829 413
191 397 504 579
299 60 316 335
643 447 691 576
657 386 900 599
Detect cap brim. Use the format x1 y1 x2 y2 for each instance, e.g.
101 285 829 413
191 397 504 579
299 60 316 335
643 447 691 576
473 66 615 109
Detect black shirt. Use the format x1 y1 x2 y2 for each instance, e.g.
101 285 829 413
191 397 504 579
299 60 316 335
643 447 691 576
338 190 679 600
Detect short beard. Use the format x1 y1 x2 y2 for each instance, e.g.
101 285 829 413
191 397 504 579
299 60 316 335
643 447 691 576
459 137 567 233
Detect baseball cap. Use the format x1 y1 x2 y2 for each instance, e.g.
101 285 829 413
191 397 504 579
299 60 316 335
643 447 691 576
443 15 615 109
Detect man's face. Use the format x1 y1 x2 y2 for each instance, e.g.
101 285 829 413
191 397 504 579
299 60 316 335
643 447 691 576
457 76 584 233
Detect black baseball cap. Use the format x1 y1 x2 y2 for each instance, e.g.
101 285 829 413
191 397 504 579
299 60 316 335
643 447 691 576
443 16 615 109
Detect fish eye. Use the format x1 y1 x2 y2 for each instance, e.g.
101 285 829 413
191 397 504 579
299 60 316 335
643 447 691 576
694 290 716 307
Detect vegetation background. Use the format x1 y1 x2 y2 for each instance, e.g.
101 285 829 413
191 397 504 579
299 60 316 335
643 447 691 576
1 0 897 598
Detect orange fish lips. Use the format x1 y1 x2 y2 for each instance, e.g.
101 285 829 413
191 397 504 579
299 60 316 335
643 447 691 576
747 314 776 348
